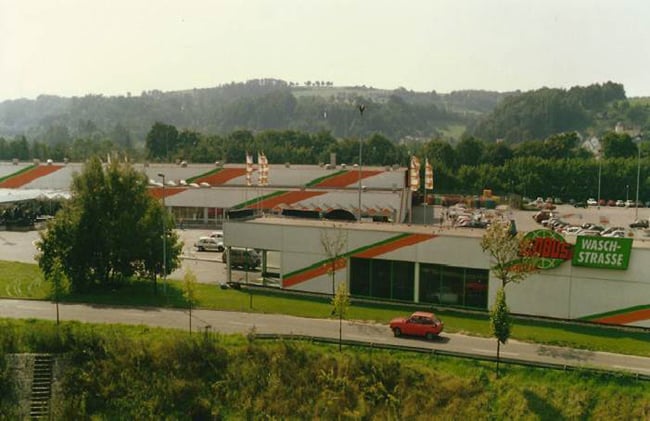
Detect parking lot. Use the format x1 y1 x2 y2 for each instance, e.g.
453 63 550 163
2 203 649 286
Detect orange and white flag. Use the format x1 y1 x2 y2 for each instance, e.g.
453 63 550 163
245 153 254 186
410 156 420 192
258 152 269 186
425 158 434 190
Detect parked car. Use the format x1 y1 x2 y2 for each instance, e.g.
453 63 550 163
210 230 224 240
600 226 625 236
607 200 616 207
194 236 224 252
573 201 587 208
587 198 597 206
616 200 625 207
389 311 444 340
625 200 636 208
222 247 261 269
602 230 627 238
629 219 649 229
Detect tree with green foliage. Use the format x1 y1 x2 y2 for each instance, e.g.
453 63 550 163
480 219 538 288
37 156 182 292
481 219 538 376
183 268 199 334
490 287 511 378
331 282 351 351
146 122 179 161
601 131 637 158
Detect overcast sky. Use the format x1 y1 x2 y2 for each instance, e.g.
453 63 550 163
1 0 649 101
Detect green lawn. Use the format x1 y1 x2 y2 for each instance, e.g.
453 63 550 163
1 260 648 357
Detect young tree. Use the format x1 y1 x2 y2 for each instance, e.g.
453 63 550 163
182 269 199 335
37 156 182 292
490 287 511 378
479 219 538 288
480 219 538 376
48 257 69 325
320 225 347 296
331 282 351 352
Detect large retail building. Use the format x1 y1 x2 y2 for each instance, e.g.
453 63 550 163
1 160 648 328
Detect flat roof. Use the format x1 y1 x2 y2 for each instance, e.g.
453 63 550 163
235 204 650 248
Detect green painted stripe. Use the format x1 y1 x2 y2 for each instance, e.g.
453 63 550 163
305 170 348 187
580 304 650 321
0 164 36 183
232 190 287 209
283 233 411 279
186 168 222 183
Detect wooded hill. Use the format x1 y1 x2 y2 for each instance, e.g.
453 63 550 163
0 79 508 144
1 79 648 149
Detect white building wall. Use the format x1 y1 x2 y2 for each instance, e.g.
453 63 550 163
224 219 650 327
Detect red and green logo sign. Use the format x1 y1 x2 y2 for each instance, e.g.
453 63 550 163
523 230 573 270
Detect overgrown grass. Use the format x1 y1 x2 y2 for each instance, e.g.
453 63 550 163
1 319 648 419
0 260 648 357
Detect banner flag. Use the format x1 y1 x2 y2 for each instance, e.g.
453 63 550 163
425 158 434 190
410 156 420 192
258 152 269 186
246 153 253 186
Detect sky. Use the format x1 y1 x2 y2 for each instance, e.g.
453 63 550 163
2 0 650 101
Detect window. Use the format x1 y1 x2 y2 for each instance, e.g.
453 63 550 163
350 258 414 301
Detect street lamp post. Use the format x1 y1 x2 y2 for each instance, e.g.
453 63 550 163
597 151 602 210
357 139 363 223
636 139 642 220
158 173 167 295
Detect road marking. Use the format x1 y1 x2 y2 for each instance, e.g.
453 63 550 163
472 348 519 357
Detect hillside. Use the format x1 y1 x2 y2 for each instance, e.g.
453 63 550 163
0 79 508 145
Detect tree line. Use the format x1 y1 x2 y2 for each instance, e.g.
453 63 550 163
2 124 649 202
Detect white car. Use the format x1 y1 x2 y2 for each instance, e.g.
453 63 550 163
194 236 224 252
602 230 627 238
587 198 598 206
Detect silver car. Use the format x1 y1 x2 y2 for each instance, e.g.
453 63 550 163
194 236 224 252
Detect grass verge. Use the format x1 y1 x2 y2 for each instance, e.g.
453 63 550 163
0 260 648 357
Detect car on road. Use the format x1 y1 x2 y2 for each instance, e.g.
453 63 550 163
194 236 224 252
389 311 444 340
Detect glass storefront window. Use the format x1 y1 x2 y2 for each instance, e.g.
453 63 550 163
350 258 370 296
392 261 414 301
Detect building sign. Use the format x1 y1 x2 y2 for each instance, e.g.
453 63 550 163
523 230 572 270
572 237 632 270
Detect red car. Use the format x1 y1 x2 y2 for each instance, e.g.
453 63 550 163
389 311 444 340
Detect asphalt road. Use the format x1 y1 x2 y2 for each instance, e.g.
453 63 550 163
1 298 649 377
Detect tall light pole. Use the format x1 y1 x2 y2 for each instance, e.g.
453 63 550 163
357 104 365 223
357 139 363 223
597 150 602 210
635 138 642 220
158 173 167 295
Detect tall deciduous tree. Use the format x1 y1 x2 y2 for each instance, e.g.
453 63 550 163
145 122 179 161
37 156 182 292
480 219 538 376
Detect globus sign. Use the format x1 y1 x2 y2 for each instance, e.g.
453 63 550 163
523 230 573 269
